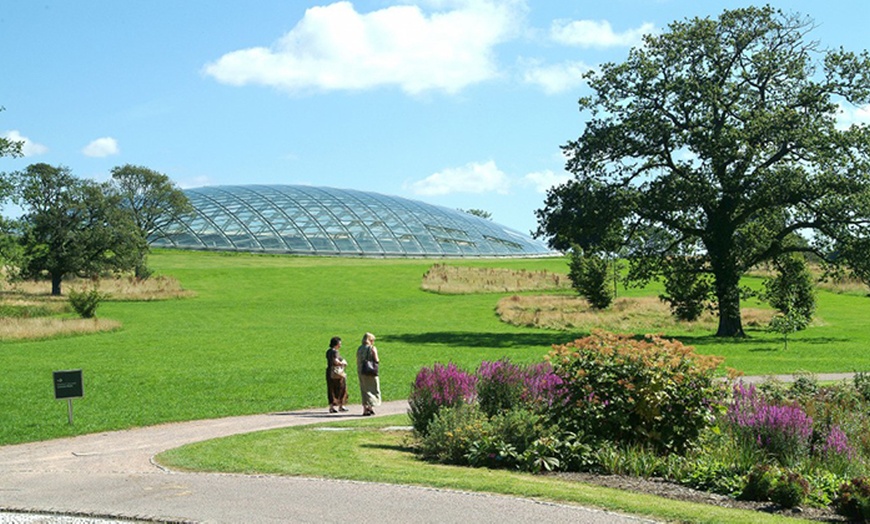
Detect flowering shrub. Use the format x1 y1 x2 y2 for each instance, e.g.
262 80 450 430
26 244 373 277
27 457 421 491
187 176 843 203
477 359 525 417
546 330 725 452
726 383 859 471
408 362 477 435
476 359 564 417
727 383 813 465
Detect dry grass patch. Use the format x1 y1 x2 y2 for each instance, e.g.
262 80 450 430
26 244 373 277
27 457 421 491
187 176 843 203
0 275 192 341
496 294 776 333
0 317 122 341
421 264 571 294
5 275 194 301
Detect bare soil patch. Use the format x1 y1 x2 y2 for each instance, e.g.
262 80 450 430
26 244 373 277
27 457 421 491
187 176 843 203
553 472 845 522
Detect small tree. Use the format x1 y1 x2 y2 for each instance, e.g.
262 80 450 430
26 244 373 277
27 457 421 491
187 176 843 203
568 247 613 309
763 254 816 349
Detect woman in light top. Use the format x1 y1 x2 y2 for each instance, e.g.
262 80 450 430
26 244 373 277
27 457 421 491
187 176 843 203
356 332 381 416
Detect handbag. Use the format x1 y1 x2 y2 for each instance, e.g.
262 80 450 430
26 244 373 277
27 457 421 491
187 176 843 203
361 359 379 377
330 366 346 380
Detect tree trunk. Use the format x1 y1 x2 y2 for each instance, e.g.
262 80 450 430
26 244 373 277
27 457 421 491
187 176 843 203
51 272 62 296
713 261 745 337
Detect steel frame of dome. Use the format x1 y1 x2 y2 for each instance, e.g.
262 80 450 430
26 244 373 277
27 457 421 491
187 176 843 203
149 185 554 258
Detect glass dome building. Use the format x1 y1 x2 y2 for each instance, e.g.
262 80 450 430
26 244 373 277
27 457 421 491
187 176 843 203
150 185 554 258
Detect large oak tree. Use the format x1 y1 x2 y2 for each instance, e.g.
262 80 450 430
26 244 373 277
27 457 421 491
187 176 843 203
13 163 142 295
536 6 870 337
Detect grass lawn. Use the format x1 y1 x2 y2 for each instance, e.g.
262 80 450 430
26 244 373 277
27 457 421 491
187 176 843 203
1 249 869 446
157 414 813 524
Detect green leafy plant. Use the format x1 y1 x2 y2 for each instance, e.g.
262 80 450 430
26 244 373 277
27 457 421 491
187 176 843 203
770 470 810 508
835 476 870 521
67 286 107 318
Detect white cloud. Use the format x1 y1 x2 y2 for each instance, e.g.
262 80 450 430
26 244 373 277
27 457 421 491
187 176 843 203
203 1 522 95
836 103 870 129
521 169 572 193
551 19 654 49
522 60 590 94
2 130 48 157
82 137 119 157
408 160 511 195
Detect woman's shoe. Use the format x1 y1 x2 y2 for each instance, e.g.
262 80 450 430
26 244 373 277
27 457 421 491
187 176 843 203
329 407 338 413
339 407 348 412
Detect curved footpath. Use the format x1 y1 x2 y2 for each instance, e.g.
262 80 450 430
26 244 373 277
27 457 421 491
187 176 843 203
2 374 853 523
0 400 654 524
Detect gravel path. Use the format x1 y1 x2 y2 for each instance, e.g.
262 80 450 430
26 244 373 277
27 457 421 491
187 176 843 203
0 401 654 524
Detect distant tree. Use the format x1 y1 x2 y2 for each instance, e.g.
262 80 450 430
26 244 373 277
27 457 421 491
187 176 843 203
535 6 870 337
0 106 23 159
0 106 24 273
460 208 492 220
108 164 192 279
12 163 142 295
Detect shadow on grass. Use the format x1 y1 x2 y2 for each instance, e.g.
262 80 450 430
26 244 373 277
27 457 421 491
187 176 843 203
361 442 417 454
385 331 586 348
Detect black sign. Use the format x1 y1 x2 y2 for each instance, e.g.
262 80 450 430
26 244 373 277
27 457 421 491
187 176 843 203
53 369 83 399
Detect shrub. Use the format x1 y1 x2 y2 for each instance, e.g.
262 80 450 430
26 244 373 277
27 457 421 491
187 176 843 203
408 363 477 435
740 464 777 502
770 470 810 508
855 372 870 403
835 477 870 521
67 286 107 318
546 330 725 452
417 404 489 464
568 249 613 309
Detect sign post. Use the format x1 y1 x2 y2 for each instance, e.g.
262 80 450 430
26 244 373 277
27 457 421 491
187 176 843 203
53 369 83 425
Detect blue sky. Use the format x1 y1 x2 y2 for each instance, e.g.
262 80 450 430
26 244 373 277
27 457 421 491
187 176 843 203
2 0 869 235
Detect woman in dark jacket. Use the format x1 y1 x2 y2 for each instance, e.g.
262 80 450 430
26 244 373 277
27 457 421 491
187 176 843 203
326 336 348 413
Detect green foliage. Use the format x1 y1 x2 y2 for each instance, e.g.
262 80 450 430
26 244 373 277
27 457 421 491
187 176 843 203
11 163 143 295
855 372 870 403
568 248 613 309
68 286 107 318
418 404 490 464
546 331 725 452
459 208 492 220
770 470 810 508
659 256 712 321
535 6 870 337
109 164 192 280
835 477 870 521
740 464 777 501
763 255 816 349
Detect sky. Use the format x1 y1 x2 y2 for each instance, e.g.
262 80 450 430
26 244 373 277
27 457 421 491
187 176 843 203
2 0 870 235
